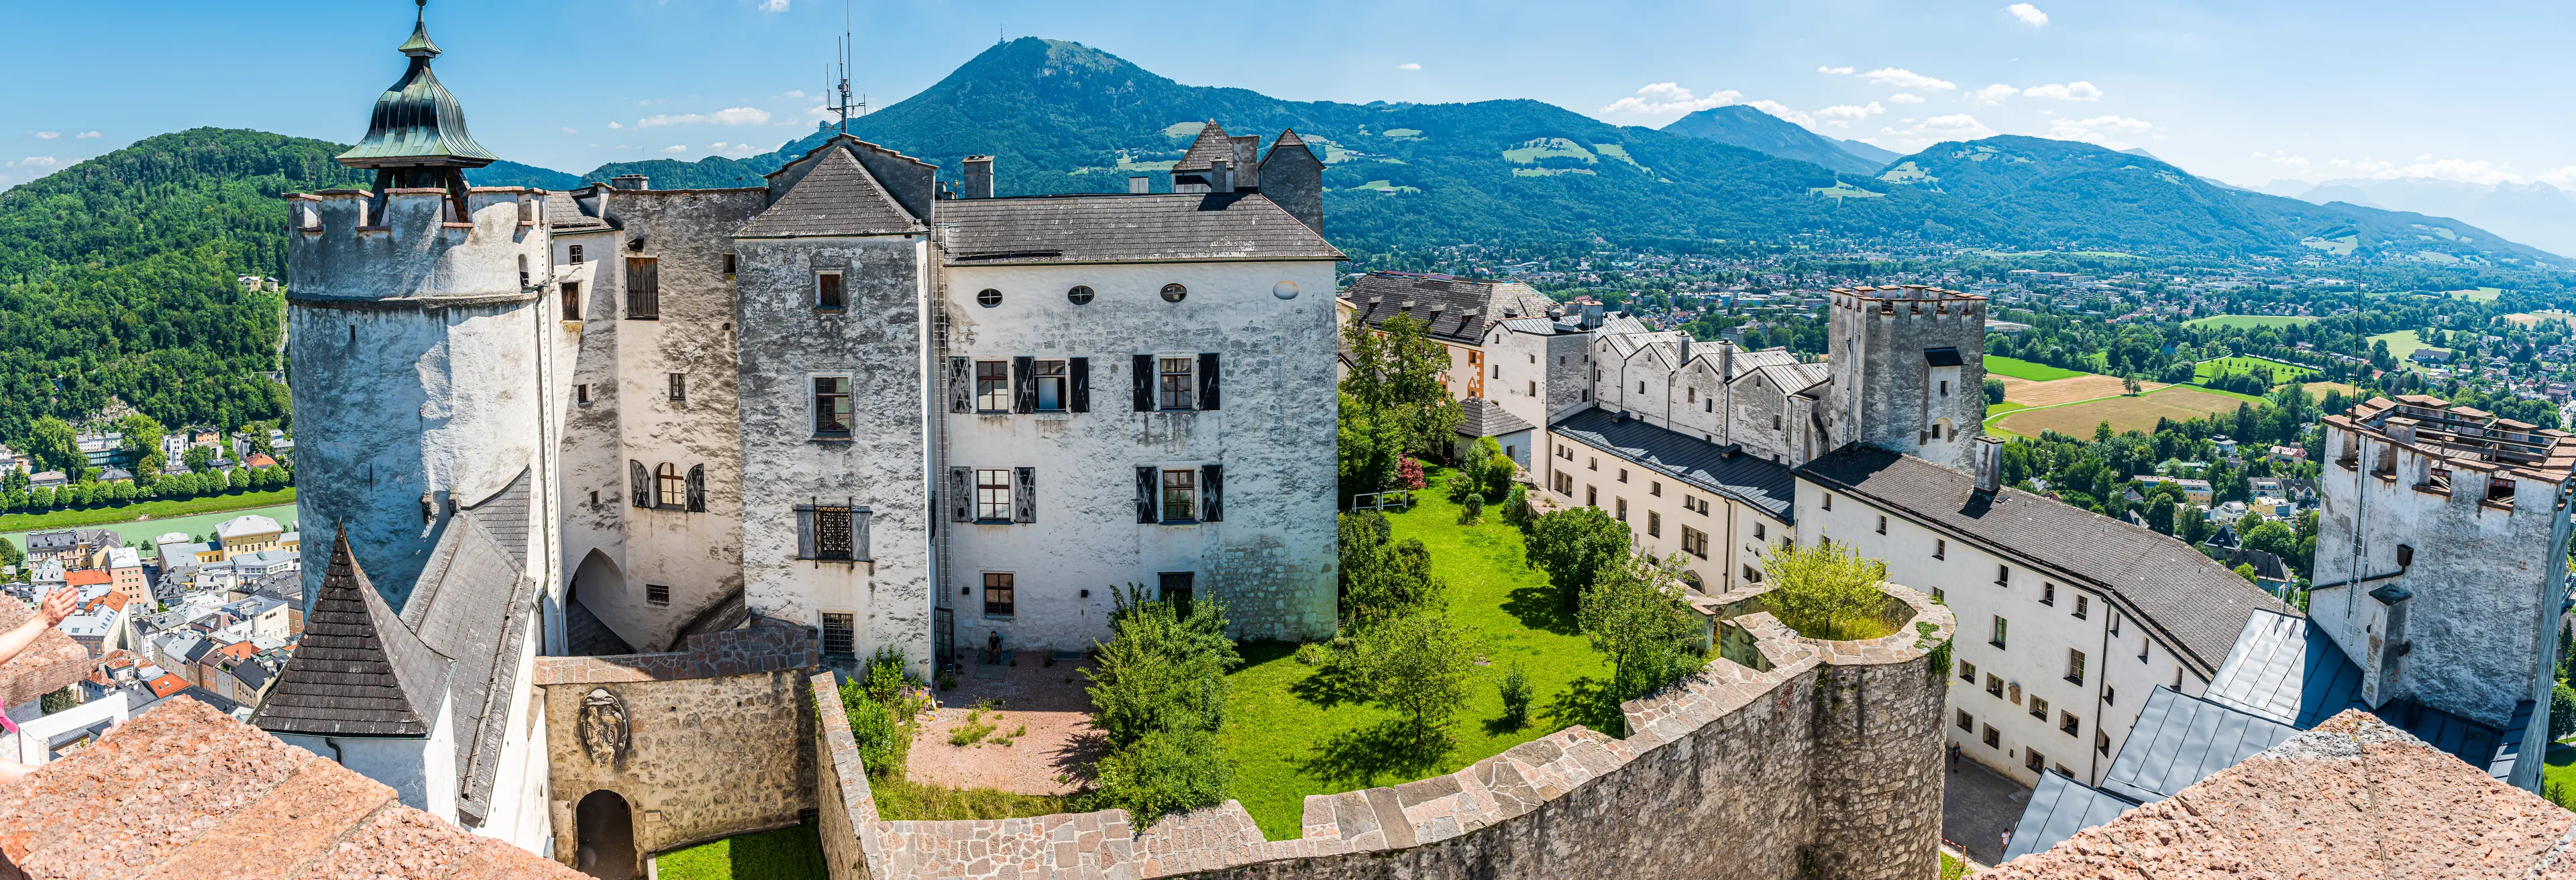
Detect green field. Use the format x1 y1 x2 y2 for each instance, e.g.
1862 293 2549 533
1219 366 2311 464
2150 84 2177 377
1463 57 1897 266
2446 287 2504 302
2192 356 2320 386
1221 470 1612 840
2369 330 2432 360
2182 315 2316 330
2 495 299 559
2546 745 2576 811
1982 356 2089 382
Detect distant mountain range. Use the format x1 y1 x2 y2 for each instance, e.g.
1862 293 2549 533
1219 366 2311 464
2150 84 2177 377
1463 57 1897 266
457 37 2555 268
2250 177 2576 260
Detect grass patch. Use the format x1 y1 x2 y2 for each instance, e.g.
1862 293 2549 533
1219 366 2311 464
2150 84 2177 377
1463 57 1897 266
1994 386 2254 437
2505 311 2576 327
1221 471 1613 840
653 818 828 880
2192 356 2319 386
0 488 297 534
1809 182 1886 200
874 778 1070 822
1500 138 1596 165
1982 356 2088 382
2447 287 2504 302
1984 402 2030 419
2302 380 2360 399
2369 330 2430 360
2182 315 2315 330
1351 179 1424 192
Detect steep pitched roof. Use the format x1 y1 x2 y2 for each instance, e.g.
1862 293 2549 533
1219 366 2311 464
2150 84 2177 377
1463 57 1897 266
1456 398 1538 438
398 468 541 826
1794 445 2290 676
1343 273 1556 344
1265 129 1322 166
251 530 451 737
1172 121 1235 171
935 192 1342 266
734 146 924 238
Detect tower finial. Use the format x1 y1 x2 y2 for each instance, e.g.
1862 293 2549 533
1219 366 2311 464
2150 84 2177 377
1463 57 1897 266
399 0 441 58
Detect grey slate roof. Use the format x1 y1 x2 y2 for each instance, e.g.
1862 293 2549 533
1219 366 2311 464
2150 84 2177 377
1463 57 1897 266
398 467 540 826
2000 771 2140 863
1173 122 1235 172
251 530 451 738
1343 273 1556 344
1456 398 1536 438
934 192 1342 266
545 190 610 231
1551 407 1797 524
2097 685 2299 804
1793 445 2290 676
734 146 924 239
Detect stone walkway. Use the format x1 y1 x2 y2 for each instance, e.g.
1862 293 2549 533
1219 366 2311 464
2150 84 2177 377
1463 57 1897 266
1941 757 2031 866
908 654 1104 795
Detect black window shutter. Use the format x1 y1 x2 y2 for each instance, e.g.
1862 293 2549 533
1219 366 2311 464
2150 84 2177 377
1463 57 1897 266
1135 466 1158 523
1201 463 1224 522
853 509 871 561
685 465 706 512
948 467 974 522
1012 356 1036 414
1069 358 1090 412
947 357 973 414
1198 352 1221 410
1013 467 1036 523
795 506 816 559
1132 354 1154 411
629 460 650 508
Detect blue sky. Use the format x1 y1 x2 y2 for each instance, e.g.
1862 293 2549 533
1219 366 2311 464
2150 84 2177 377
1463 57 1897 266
4 1 2569 192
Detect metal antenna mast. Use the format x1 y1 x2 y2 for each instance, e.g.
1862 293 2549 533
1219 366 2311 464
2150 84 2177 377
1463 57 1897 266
827 0 865 133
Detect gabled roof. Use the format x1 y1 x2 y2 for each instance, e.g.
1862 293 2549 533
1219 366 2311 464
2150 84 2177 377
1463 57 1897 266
935 192 1342 266
545 190 612 231
1265 129 1321 166
1551 408 1798 524
251 529 450 738
1456 398 1538 438
397 468 540 826
1793 445 2288 676
734 146 924 238
1343 273 1555 344
1172 121 1236 172
2096 685 2300 804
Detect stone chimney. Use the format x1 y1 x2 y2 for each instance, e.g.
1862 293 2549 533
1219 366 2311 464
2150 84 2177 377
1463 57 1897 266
611 174 649 191
1974 435 2003 494
1717 339 1737 381
961 156 994 199
1209 158 1234 193
1677 337 1692 367
1128 175 1150 195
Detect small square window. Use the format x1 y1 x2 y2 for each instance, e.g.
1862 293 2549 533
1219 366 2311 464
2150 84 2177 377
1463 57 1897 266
1986 673 2003 698
2026 749 2045 773
1753 522 1766 541
647 584 671 606
2029 695 2049 720
983 572 1016 616
1957 709 1974 732
1959 660 1978 683
2060 711 2081 736
820 612 855 658
816 272 846 310
568 244 585 264
1158 571 1195 607
1650 481 1661 497
1983 724 2000 749
1161 469 1199 522
1618 468 1629 483
976 361 1011 412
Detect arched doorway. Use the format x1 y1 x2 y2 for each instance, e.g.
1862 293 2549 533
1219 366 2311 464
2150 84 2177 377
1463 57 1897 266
566 550 635 656
574 788 639 879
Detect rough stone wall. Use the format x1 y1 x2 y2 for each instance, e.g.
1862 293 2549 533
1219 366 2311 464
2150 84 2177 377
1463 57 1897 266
1729 374 1794 464
810 586 1953 879
734 235 933 673
1543 332 1593 425
536 624 821 862
938 262 1340 650
1825 291 1986 474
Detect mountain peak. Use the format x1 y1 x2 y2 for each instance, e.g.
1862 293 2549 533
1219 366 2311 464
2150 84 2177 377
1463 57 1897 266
1660 105 1885 176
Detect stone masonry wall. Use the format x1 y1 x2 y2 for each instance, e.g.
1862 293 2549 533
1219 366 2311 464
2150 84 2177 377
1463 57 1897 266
808 585 1954 879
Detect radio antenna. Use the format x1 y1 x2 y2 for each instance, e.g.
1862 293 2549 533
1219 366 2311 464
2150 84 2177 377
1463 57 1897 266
828 0 865 133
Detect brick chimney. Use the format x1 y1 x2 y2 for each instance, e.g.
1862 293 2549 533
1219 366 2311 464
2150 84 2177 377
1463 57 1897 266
961 156 994 199
1209 158 1234 193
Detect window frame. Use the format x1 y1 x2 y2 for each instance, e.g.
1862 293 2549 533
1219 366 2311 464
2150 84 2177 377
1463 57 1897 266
811 375 853 438
1034 360 1068 412
2028 695 2049 721
667 372 686 402
2065 649 2087 685
1646 510 1660 538
975 469 1014 522
646 583 671 607
815 270 847 311
655 463 686 509
561 280 582 321
1990 615 2008 649
1958 659 1978 683
1157 355 1195 410
983 572 1017 617
975 360 1012 412
820 612 855 658
1160 468 1199 523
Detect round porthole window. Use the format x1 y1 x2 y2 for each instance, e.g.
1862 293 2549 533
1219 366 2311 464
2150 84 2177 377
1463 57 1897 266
1161 283 1188 302
1067 285 1095 305
1273 280 1299 300
976 288 1002 308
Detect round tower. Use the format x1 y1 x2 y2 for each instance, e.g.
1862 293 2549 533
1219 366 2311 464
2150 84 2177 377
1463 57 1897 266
1825 284 1988 473
285 0 559 614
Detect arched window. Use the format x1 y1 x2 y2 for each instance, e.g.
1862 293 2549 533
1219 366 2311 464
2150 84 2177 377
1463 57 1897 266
685 465 707 512
629 461 651 508
656 463 686 508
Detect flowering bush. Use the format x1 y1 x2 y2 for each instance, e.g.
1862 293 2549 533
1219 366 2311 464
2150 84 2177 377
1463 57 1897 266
1396 456 1426 490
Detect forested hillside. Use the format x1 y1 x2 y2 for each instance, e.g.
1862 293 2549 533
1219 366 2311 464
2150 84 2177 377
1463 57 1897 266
0 128 342 445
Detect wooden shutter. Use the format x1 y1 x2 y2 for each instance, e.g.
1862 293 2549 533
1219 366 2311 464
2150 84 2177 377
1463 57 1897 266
1012 356 1036 414
1201 463 1224 522
685 465 707 512
1132 355 1154 411
1069 358 1090 412
1013 467 1036 523
1198 353 1221 410
1135 467 1158 523
795 506 816 559
949 468 974 521
853 508 871 561
625 258 659 319
629 461 650 508
947 357 973 414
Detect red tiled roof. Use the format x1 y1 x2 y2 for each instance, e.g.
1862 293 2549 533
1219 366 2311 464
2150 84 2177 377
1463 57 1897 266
244 453 278 468
64 570 110 588
146 673 188 699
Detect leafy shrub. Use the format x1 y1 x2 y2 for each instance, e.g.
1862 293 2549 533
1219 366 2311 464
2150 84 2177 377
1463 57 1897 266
1079 585 1239 826
1357 612 1477 747
1496 663 1532 731
1456 493 1484 525
864 645 910 704
1760 541 1894 641
839 678 912 781
2553 683 2575 742
1524 506 1632 612
1396 456 1427 490
1579 553 1704 717
1499 484 1531 529
1079 728 1232 827
1293 642 1328 665
1338 512 1448 629
1983 378 2008 405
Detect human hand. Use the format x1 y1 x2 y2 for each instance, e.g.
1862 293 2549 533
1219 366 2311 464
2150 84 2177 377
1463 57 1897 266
38 589 75 627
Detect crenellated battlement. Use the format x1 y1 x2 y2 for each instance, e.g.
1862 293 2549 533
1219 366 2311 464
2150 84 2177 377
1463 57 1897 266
284 186 551 306
1827 284 1986 319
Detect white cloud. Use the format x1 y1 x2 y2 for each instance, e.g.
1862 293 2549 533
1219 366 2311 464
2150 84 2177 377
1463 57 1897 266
7 157 59 168
1398 62 1421 70
1858 68 1955 91
2073 115 2151 131
1747 100 1812 127
608 121 625 129
2006 3 2049 27
1817 66 1854 75
74 131 99 140
778 90 807 99
561 127 580 134
30 131 59 140
1967 84 2019 105
2021 81 2103 101
1875 115 1996 151
2048 115 2154 149
2328 155 2532 186
1888 93 1925 104
1599 82 1741 115
663 145 689 154
713 142 762 158
637 107 772 127
759 0 788 11
1813 103 1887 127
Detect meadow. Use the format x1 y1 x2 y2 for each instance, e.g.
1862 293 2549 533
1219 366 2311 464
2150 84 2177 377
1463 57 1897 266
2181 315 2316 331
1982 355 2088 382
1992 386 2252 437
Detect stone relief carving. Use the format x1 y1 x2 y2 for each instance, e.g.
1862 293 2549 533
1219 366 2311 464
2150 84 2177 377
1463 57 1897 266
578 688 630 766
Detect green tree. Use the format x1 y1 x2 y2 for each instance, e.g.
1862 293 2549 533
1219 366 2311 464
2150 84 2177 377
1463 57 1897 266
1339 313 1462 499
2123 375 2142 396
1579 553 1703 715
1760 540 1894 640
0 535 21 571
2178 504 2212 545
1984 378 2008 405
1079 586 1237 826
2242 520 2298 561
2552 683 2575 742
1337 512 1447 630
1357 612 1478 747
2233 563 2259 584
25 418 79 475
182 445 215 475
1523 506 1631 611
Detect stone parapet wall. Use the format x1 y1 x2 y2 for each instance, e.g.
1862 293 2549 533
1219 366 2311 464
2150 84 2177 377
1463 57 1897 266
808 584 1955 879
533 616 818 685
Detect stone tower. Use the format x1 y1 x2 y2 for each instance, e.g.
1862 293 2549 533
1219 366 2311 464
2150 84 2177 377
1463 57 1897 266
284 0 561 622
1825 284 1987 472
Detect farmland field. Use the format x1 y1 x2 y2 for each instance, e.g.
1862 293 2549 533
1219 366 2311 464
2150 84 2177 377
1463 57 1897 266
2302 381 2360 399
1993 374 2157 406
1994 386 2252 437
2505 311 2576 327
1982 355 2088 382
2182 315 2316 330
2192 356 2320 386
2369 331 2430 360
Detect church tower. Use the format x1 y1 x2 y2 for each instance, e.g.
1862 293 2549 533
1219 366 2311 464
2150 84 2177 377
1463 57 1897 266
1825 284 1988 472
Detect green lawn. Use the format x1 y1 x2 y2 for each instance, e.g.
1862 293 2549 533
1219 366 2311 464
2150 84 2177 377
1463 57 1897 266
2369 330 2432 360
2192 356 2320 386
1982 356 2089 382
2182 315 2316 330
1221 472 1613 840
654 818 828 880
0 488 296 534
2545 744 2576 810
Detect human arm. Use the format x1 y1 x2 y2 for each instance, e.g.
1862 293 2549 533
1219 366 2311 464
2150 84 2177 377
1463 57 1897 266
0 589 76 669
